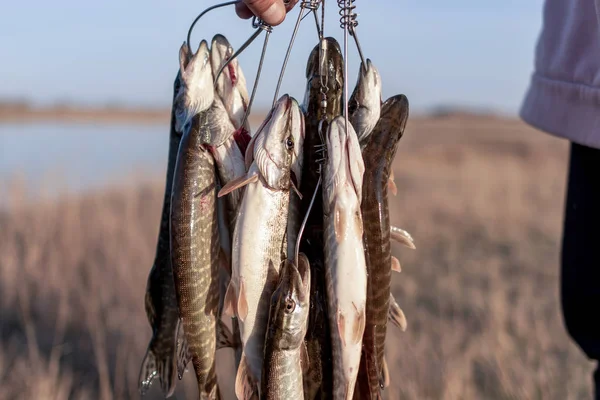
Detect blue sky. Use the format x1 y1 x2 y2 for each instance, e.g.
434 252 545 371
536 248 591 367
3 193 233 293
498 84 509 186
1 1 545 115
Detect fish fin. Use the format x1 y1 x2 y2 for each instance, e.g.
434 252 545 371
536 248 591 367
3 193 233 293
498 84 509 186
218 172 259 197
176 319 191 380
391 256 401 273
334 203 347 243
138 347 177 398
389 293 408 332
217 320 238 349
300 342 310 374
138 348 158 396
237 280 249 322
224 281 238 318
381 356 390 388
235 353 259 400
390 226 416 249
388 170 397 196
337 312 347 347
352 308 366 345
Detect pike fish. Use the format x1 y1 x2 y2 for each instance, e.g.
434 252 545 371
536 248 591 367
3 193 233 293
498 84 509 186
322 117 367 400
261 254 311 400
170 39 236 399
210 34 251 136
138 45 192 398
174 41 215 134
220 94 305 400
354 94 409 400
209 33 251 373
300 37 344 400
348 59 382 146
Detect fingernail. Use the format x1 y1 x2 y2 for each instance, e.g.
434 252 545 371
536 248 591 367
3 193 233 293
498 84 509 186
262 2 285 25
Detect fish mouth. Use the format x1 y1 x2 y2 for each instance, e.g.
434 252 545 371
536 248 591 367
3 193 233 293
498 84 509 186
211 34 237 87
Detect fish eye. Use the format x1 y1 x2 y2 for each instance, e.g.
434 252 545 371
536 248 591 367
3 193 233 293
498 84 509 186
285 136 294 151
284 298 296 314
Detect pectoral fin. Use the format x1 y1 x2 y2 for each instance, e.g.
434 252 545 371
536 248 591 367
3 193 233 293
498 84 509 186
237 280 249 322
223 281 238 318
218 172 258 197
388 171 398 196
352 308 366 345
382 357 390 388
390 226 416 249
334 203 347 243
337 312 347 347
389 293 408 332
391 256 401 273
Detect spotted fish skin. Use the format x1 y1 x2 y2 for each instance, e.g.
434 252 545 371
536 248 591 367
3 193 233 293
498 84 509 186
261 255 311 400
139 68 188 398
170 111 221 399
354 95 409 400
299 37 344 400
221 95 305 400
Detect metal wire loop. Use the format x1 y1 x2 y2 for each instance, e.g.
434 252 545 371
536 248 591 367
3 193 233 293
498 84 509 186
337 0 358 31
252 16 274 33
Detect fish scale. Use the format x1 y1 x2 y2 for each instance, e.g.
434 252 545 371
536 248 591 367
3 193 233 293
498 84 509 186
261 256 311 400
355 94 410 400
170 112 221 399
300 37 344 400
139 69 189 398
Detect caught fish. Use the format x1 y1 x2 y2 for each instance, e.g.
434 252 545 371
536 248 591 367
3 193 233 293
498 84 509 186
261 254 311 400
220 94 305 400
348 59 382 146
354 94 409 400
174 40 215 133
322 117 367 400
170 38 237 399
300 37 344 400
139 46 192 398
210 34 251 134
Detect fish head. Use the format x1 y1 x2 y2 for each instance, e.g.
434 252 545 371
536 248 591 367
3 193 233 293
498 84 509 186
364 94 410 168
323 117 365 213
252 95 305 191
302 37 344 113
350 59 382 113
211 34 250 131
269 255 311 350
174 40 215 133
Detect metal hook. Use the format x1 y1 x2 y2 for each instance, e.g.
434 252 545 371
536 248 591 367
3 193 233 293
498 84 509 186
241 21 272 130
186 0 241 55
272 1 322 107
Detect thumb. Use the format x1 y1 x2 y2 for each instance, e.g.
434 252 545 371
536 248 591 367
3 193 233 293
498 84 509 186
241 0 286 26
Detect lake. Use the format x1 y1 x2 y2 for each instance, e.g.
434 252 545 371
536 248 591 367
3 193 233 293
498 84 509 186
0 121 260 196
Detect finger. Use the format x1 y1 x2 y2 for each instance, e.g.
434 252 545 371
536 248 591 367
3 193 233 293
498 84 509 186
235 3 254 19
284 0 299 12
242 0 286 26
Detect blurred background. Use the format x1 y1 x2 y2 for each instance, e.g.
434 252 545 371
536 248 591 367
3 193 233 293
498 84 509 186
0 1 594 399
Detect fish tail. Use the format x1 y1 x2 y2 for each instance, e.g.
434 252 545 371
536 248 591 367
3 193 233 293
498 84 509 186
138 346 177 398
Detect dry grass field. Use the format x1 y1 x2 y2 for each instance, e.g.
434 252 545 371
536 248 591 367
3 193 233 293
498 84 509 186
0 114 595 399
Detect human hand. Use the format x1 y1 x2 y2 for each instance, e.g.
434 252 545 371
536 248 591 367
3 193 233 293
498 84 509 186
236 0 299 27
